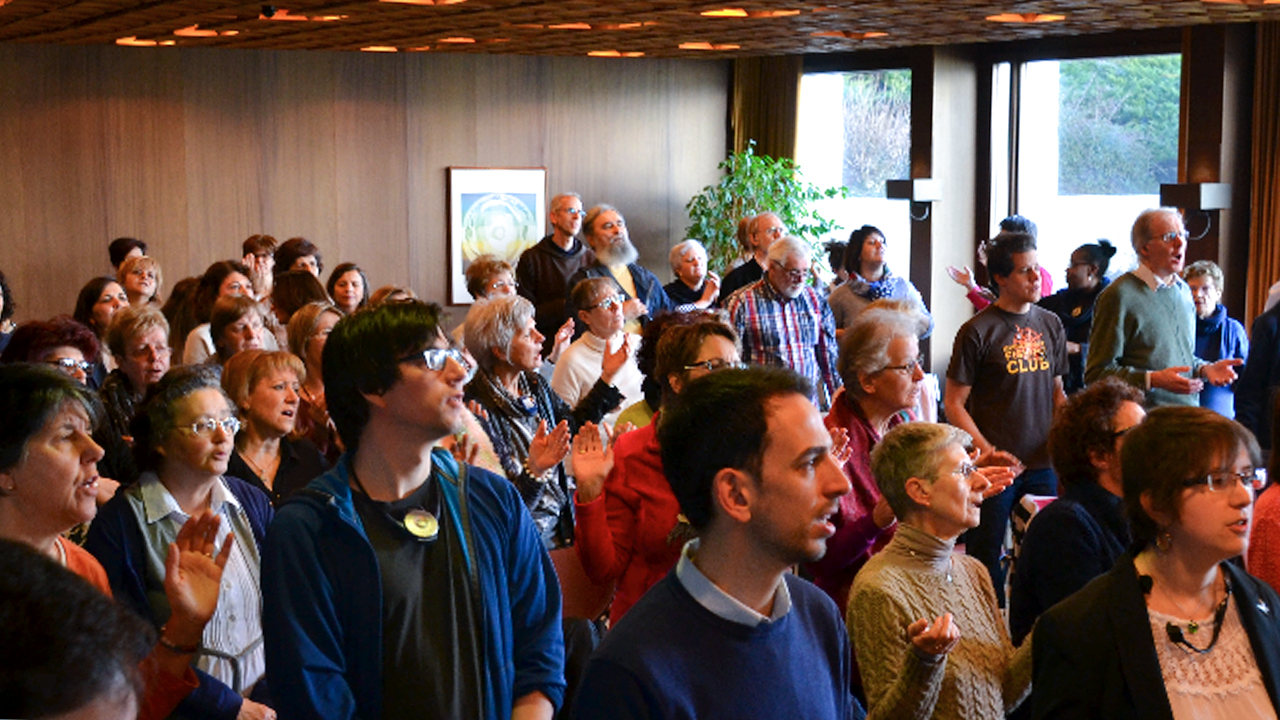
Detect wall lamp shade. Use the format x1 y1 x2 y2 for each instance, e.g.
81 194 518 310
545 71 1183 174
1159 182 1232 211
885 179 942 202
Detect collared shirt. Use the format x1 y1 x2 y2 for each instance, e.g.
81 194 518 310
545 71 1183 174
675 539 792 627
1133 263 1185 292
725 278 841 410
139 473 265 693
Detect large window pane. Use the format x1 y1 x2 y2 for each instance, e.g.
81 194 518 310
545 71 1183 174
1012 54 1180 285
797 69 912 280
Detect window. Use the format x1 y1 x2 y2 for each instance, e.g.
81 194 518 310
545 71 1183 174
797 69 912 281
993 54 1180 285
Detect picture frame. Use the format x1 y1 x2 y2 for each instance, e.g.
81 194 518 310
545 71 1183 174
447 166 547 305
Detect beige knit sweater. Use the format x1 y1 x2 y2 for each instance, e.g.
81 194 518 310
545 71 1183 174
847 523 1032 720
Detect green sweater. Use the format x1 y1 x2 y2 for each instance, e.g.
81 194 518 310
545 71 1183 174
1085 271 1203 407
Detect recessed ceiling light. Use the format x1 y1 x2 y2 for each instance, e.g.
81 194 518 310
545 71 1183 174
116 36 157 46
438 36 476 43
679 41 742 50
380 0 467 4
700 7 800 17
811 30 888 39
549 22 592 29
1201 0 1280 4
986 12 1066 22
174 25 218 37
361 45 398 51
588 49 644 57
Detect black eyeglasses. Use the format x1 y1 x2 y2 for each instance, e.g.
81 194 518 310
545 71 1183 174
879 358 923 375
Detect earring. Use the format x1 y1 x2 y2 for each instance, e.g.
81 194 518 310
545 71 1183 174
1154 530 1173 554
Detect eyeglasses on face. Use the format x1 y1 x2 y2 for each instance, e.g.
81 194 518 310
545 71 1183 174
558 207 586 218
952 461 978 481
683 358 747 373
47 357 93 374
181 417 241 438
879 358 923 375
770 262 808 281
1151 230 1187 244
1182 471 1260 493
488 279 518 292
401 347 470 374
587 294 625 312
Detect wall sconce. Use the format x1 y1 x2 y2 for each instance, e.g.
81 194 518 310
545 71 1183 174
886 179 941 221
1159 182 1231 240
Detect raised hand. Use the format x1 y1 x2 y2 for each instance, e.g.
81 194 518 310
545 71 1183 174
548 318 575 364
572 422 614 503
527 419 571 477
163 511 234 647
828 426 852 465
467 399 490 423
907 613 961 659
600 334 631 386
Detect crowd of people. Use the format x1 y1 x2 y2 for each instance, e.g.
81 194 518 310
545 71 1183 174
2 197 1280 720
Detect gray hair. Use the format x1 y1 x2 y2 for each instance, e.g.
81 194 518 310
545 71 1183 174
766 235 810 266
1183 260 1224 292
551 192 582 212
464 295 536 373
668 239 707 275
1130 207 1182 254
871 422 972 519
837 307 928 393
135 364 232 474
583 204 622 241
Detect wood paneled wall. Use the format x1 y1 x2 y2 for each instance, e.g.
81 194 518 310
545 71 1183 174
0 44 730 322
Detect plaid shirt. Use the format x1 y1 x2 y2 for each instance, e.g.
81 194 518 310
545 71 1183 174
725 278 841 410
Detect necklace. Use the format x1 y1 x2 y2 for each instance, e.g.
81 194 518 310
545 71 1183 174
240 447 281 483
1138 565 1233 654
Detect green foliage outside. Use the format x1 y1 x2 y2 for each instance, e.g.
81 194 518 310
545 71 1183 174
685 140 850 274
842 69 911 197
1058 54 1180 195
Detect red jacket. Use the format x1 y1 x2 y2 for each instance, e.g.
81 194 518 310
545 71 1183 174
574 418 685 622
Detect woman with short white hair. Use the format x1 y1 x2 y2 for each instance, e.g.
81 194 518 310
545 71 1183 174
663 239 720 308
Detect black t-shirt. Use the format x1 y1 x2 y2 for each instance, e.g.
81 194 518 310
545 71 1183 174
947 305 1067 468
351 473 485 720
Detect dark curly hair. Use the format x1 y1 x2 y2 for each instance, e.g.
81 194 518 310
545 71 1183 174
1047 377 1144 489
326 262 371 311
274 237 323 277
0 317 100 366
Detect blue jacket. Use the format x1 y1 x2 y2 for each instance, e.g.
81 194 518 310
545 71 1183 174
1194 303 1248 418
1237 302 1280 449
564 262 675 338
261 450 565 720
85 475 274 720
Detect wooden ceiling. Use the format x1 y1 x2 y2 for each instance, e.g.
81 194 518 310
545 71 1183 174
2 0 1279 58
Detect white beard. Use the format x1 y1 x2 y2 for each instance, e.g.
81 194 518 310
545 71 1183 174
596 236 639 267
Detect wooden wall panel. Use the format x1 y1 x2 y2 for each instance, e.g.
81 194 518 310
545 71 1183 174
0 44 730 321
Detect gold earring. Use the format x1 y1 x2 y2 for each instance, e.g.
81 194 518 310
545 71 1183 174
1154 530 1173 554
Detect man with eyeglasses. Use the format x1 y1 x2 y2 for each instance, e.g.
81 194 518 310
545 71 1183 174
945 231 1068 604
721 212 787 301
564 204 678 339
517 192 597 353
1086 207 1241 407
263 300 565 720
725 235 840 412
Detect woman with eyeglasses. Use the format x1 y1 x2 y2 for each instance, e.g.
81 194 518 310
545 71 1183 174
1031 406 1280 719
0 364 241 720
553 276 642 426
222 350 329 508
848 422 1032 720
808 306 931 612
463 294 624 550
86 365 276 720
573 315 744 623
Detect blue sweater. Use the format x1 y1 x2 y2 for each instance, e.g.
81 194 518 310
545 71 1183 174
572 570 864 720
1194 304 1248 418
85 475 274 720
261 451 565 720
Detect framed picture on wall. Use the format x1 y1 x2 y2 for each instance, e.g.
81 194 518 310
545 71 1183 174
448 166 547 305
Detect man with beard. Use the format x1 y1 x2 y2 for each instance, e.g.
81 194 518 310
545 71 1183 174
571 367 863 720
564 205 676 337
725 235 840 411
516 193 596 354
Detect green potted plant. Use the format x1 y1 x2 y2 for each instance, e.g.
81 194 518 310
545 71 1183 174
685 140 850 274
